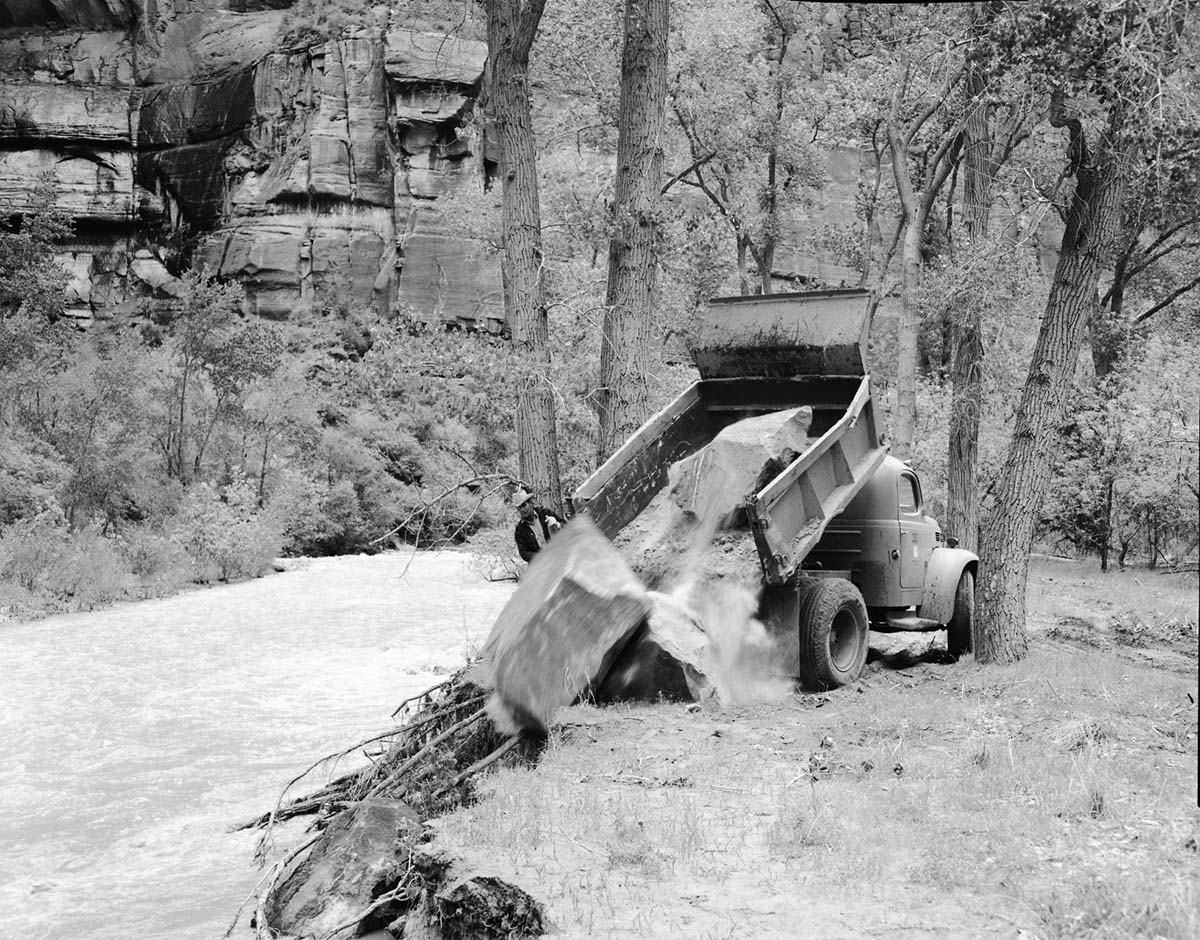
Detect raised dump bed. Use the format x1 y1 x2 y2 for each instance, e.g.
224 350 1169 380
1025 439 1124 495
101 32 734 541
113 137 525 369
572 289 886 586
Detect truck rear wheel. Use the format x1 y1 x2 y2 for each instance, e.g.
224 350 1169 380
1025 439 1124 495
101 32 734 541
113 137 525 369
797 579 869 690
946 570 974 658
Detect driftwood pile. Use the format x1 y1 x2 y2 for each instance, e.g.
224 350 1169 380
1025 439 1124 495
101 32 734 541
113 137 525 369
228 667 539 940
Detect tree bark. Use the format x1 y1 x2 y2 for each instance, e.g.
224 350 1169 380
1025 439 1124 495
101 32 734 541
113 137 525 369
886 80 961 459
596 0 669 462
894 219 921 458
975 105 1132 664
945 20 993 553
485 0 562 510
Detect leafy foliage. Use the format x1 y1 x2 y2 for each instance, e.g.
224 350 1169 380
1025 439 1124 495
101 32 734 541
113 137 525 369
4 0 1199 623
1044 314 1199 567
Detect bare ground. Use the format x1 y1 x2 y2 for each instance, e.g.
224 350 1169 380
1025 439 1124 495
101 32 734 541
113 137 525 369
426 557 1199 939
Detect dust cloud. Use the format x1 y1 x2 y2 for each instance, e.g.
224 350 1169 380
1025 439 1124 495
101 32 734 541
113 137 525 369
621 417 799 706
668 578 793 706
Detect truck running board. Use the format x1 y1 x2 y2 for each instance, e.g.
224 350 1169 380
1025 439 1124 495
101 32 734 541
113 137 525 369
881 612 942 631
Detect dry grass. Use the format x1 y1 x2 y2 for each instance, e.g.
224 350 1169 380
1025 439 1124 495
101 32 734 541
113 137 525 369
428 559 1198 939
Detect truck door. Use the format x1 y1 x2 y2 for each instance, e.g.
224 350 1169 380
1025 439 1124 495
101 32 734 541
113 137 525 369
898 471 932 589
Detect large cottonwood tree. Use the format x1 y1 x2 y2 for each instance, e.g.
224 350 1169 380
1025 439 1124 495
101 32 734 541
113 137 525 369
485 0 563 509
945 4 1034 553
596 0 669 461
974 0 1195 663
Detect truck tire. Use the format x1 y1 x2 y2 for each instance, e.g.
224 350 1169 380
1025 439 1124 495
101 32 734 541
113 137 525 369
946 570 974 658
797 578 869 690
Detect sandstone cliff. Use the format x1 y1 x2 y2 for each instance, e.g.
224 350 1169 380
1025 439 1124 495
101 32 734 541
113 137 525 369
0 0 502 324
0 2 1054 329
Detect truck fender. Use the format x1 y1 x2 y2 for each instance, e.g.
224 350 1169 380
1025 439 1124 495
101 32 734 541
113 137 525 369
918 547 979 625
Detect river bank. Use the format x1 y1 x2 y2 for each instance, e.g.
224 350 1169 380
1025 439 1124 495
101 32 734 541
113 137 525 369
0 551 515 940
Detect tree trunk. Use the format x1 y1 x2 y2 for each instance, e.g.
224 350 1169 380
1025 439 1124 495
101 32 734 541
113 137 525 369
596 0 669 462
975 112 1132 663
945 33 993 553
893 219 921 458
736 232 751 295
1100 475 1113 572
485 0 562 510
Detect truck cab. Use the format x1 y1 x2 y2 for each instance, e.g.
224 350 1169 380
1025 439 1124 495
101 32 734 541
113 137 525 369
805 456 945 612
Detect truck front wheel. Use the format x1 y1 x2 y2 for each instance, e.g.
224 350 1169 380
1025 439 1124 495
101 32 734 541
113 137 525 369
946 570 975 658
797 579 869 690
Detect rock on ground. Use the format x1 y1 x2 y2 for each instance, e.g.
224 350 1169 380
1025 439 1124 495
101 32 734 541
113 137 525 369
268 798 421 938
595 590 712 705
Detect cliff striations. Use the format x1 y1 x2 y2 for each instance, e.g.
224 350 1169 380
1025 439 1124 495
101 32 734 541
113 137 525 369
0 0 502 325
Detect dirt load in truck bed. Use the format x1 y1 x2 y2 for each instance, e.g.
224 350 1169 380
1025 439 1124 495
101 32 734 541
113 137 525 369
612 406 815 590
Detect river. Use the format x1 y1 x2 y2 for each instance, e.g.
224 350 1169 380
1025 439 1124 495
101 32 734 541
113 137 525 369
0 551 515 940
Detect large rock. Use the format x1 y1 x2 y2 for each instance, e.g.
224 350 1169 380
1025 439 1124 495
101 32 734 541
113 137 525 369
0 8 505 325
483 517 651 734
0 1 136 30
397 212 504 326
668 406 813 525
0 147 134 220
137 68 258 146
268 798 422 939
0 83 132 142
0 29 133 84
611 409 813 589
595 591 711 704
384 29 488 85
309 36 393 206
200 206 395 318
433 875 545 940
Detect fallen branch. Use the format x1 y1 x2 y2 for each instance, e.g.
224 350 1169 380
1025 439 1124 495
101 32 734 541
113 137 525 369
238 667 524 938
391 678 452 718
439 737 520 795
369 473 513 548
360 706 488 802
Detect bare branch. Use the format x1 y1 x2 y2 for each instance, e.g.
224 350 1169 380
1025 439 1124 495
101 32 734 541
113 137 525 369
661 152 716 195
1133 272 1200 323
903 64 966 148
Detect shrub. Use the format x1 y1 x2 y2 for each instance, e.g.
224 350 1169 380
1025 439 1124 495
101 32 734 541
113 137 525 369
267 469 339 556
49 528 132 611
118 527 191 596
0 510 135 614
0 506 69 594
172 479 281 582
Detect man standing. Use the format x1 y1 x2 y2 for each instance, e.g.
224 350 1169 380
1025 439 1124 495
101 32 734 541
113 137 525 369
512 489 562 562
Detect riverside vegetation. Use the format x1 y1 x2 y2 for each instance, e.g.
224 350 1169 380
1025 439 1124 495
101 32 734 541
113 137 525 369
1 190 1195 621
2 0 1198 625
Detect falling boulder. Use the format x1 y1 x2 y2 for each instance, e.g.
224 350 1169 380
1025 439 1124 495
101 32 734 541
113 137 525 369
483 516 650 734
267 798 422 938
595 591 712 704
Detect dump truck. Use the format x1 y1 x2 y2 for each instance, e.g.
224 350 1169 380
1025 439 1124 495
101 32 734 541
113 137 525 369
570 288 979 691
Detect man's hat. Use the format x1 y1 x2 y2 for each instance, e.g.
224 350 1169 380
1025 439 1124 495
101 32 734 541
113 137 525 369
511 488 535 508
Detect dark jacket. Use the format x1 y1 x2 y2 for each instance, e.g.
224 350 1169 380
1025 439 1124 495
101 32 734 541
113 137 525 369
514 508 557 562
